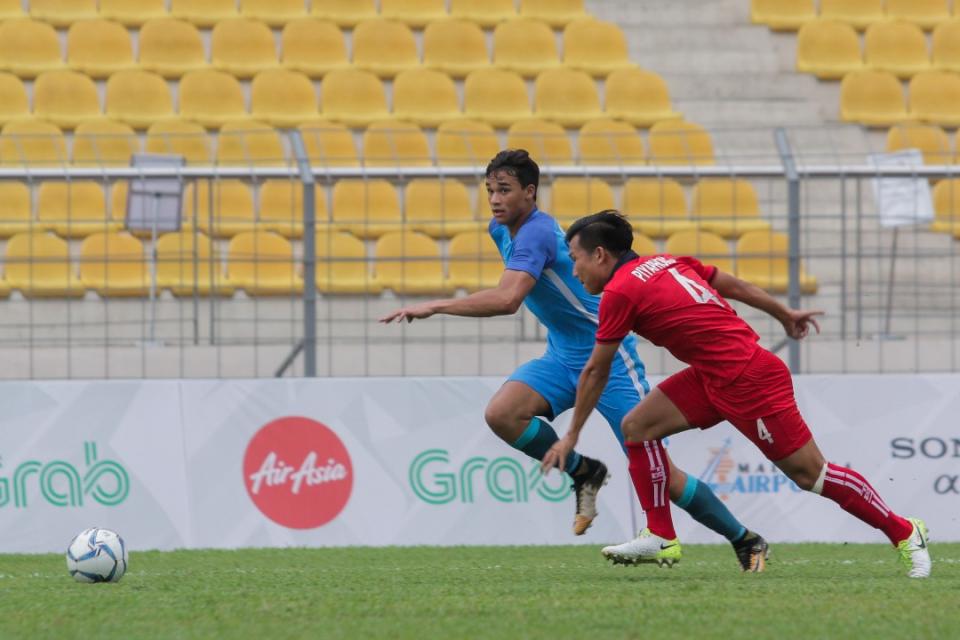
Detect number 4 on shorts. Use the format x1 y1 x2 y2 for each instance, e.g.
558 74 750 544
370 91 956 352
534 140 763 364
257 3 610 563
757 418 774 444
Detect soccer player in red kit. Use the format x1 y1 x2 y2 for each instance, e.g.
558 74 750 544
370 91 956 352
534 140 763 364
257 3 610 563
542 210 931 578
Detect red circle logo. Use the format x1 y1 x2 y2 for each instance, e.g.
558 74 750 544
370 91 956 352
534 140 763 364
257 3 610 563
242 416 354 530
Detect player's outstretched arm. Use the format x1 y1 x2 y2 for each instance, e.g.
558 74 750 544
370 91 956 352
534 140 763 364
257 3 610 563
541 341 620 473
379 269 536 324
710 270 824 340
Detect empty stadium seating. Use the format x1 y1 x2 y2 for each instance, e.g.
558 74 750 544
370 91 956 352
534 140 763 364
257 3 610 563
170 0 238 28
241 0 307 27
156 231 235 296
549 178 616 226
423 19 489 78
909 71 960 127
932 20 960 72
373 231 448 295
216 122 288 167
315 230 377 294
886 0 950 30
864 21 930 78
622 179 695 238
38 181 120 238
105 70 176 129
0 73 30 125
392 69 463 127
0 19 61 78
648 120 715 165
563 18 634 77
494 19 560 77
691 179 771 238
446 230 503 291
735 231 818 294
0 120 67 166
280 18 349 77
321 69 390 127
251 69 320 127
100 0 166 27
450 0 516 27
578 119 646 165
139 18 207 78
30 0 97 27
362 121 432 167
79 231 150 297
258 181 326 238
33 70 101 129
506 119 574 165
885 123 953 164
72 120 140 166
464 68 532 128
796 20 864 79
226 231 304 295
211 18 278 78
819 0 884 30
932 179 960 236
145 120 212 163
6 231 85 297
380 0 448 28
404 180 483 237
179 70 249 128
519 0 588 28
533 68 604 127
332 180 403 238
0 182 34 237
751 0 816 31
298 121 359 166
67 19 136 78
840 70 910 126
310 0 377 27
352 19 419 78
182 180 256 237
604 67 682 127
435 120 500 167
665 230 733 273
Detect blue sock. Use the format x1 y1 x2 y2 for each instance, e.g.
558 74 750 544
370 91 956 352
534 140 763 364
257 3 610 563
511 417 583 474
673 476 747 542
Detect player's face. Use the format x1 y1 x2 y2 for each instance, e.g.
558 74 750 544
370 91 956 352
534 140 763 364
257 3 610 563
568 235 606 295
485 171 535 227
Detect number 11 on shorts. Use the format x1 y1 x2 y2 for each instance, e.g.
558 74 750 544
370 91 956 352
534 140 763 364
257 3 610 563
757 418 774 444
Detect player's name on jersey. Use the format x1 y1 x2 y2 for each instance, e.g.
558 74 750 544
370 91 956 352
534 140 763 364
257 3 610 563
630 256 677 282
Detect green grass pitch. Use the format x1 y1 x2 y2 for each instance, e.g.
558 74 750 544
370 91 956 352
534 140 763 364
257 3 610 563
2 544 958 639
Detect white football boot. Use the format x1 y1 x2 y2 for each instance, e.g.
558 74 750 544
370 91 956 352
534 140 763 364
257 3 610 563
602 528 682 567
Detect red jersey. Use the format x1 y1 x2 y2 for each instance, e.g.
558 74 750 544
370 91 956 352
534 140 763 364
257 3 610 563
596 254 761 384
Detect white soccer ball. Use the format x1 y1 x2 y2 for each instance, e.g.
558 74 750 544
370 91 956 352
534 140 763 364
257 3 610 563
65 528 128 583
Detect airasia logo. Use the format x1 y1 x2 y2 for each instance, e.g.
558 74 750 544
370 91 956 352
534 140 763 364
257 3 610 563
243 416 353 529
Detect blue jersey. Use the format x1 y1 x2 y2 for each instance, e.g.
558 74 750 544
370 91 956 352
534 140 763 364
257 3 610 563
489 209 645 376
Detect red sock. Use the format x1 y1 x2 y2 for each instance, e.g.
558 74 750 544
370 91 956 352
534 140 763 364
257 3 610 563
626 440 676 539
821 463 913 545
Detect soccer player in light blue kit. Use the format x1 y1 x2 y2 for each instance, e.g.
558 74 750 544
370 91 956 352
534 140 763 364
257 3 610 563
381 150 768 570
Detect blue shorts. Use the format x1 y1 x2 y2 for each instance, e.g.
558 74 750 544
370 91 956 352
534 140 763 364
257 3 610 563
508 347 650 449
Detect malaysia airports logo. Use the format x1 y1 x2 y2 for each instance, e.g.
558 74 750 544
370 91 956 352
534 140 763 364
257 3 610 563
409 449 570 505
700 438 801 499
0 441 129 509
243 416 354 529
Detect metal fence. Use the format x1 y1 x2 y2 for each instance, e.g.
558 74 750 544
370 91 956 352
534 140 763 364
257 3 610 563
0 125 957 379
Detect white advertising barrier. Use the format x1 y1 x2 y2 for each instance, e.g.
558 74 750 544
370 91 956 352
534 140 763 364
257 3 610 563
0 375 957 553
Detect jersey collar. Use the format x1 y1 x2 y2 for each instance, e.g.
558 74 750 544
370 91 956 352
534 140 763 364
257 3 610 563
605 250 639 287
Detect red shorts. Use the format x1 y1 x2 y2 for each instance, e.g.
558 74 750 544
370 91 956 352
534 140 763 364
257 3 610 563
658 348 812 460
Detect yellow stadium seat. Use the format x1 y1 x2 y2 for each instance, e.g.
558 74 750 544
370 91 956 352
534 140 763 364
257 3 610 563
310 0 376 27
549 178 616 226
436 119 500 167
864 21 930 78
6 232 85 297
0 183 34 237
446 230 502 291
362 120 432 167
105 70 176 129
100 0 167 27
30 0 97 27
259 180 328 239
139 18 207 79
796 20 864 79
494 19 560 78
180 70 249 128
932 21 960 72
380 0 447 27
320 69 390 127
171 0 238 28
217 121 288 167
314 230 377 294
579 119 645 165
648 120 715 165
622 178 695 238
885 123 952 164
506 119 573 166
73 120 140 166
840 70 910 127
0 73 30 125
298 121 358 166
392 69 463 127
519 0 587 28
1 120 68 166
751 0 815 30
533 68 603 128
820 0 884 30
405 180 482 238
33 70 101 130
605 67 681 127
281 18 348 78
632 233 658 257
227 231 303 296
352 19 419 79
38 181 120 238
241 0 306 27
423 19 489 78
736 231 818 294
183 180 256 238
0 19 62 79
332 179 403 238
211 18 277 79
146 120 212 163
931 179 960 234
450 0 516 28
691 179 771 238
251 69 319 128
156 231 234 296
909 71 960 127
374 231 448 295
664 230 733 273
563 18 634 77
886 0 950 30
66 19 135 79
464 68 532 128
0 0 23 20
226 231 304 295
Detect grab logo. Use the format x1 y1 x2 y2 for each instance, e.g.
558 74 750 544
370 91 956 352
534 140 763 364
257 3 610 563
243 416 353 530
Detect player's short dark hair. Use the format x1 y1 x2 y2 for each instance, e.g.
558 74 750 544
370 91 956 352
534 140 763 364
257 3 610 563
485 149 540 197
565 210 634 256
